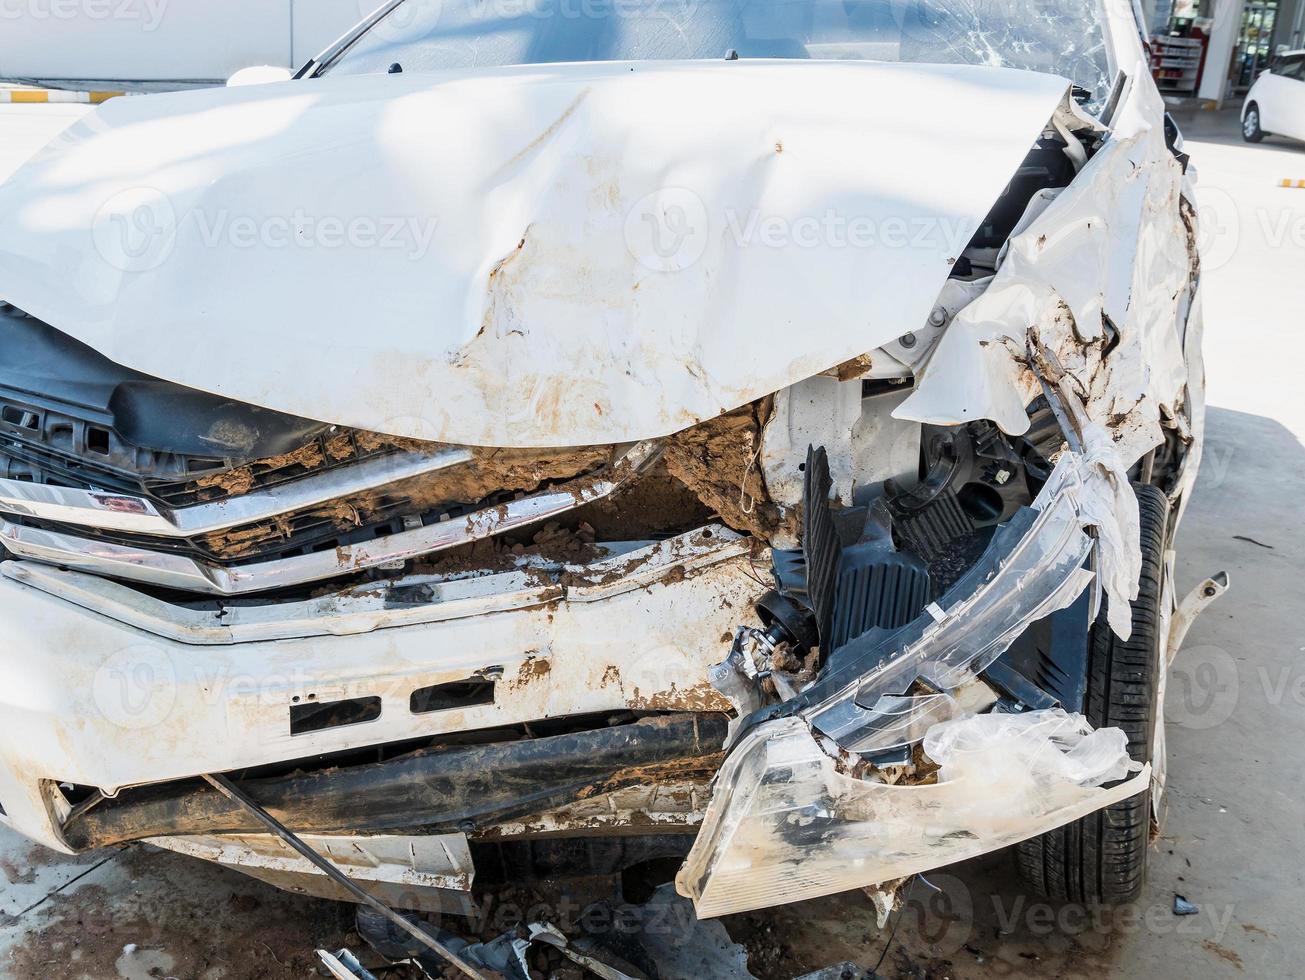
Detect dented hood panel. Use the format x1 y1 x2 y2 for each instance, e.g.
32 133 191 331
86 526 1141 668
0 61 1069 446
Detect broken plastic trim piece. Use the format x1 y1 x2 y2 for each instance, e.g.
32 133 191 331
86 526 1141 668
0 442 660 595
201 773 499 980
843 693 963 756
798 454 1096 752
676 710 1149 918
1167 570 1229 662
317 949 381 980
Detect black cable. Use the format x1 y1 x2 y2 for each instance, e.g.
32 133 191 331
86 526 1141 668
872 876 917 976
201 773 499 980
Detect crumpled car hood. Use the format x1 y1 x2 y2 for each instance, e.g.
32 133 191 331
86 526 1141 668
0 60 1069 447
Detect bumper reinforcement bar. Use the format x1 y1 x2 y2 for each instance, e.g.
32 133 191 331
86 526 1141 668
62 712 727 851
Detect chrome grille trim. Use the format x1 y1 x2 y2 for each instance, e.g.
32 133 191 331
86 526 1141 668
0 442 660 595
0 448 472 537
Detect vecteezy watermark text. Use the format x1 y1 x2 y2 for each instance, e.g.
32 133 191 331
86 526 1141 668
92 187 441 272
0 0 169 30
723 208 975 252
190 208 440 259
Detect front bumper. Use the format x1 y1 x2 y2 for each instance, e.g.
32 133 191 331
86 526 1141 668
0 526 757 851
0 442 1143 921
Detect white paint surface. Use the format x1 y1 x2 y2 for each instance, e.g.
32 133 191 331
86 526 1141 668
0 59 1069 447
0 103 91 182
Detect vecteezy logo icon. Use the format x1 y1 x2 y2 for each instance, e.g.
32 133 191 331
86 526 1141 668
91 644 179 731
1193 185 1241 273
898 873 975 956
92 186 177 272
624 187 710 273
1166 644 1239 731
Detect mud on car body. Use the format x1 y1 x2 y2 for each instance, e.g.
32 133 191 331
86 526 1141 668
0 0 1212 929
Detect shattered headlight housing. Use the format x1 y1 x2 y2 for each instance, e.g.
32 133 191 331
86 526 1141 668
677 442 1148 917
803 455 1097 751
676 709 1147 918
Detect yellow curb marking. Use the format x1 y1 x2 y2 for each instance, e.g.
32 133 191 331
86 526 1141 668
0 90 125 104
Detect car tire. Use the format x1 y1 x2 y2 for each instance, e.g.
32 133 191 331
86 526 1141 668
1014 482 1169 905
1243 103 1266 142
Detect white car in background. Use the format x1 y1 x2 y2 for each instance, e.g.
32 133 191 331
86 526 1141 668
1243 49 1305 142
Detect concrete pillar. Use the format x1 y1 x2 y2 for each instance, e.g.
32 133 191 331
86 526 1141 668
1199 0 1248 103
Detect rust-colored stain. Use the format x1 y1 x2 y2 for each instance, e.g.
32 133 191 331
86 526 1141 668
628 681 733 713
1201 940 1244 970
488 89 591 180
510 656 552 690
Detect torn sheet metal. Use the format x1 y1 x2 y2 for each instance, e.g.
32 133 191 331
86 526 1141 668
377 883 759 980
0 62 1070 446
1076 422 1143 640
317 949 381 980
524 924 639 980
677 709 1149 918
897 74 1197 470
577 883 756 980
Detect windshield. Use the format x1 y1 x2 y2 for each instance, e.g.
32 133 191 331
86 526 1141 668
323 0 1113 104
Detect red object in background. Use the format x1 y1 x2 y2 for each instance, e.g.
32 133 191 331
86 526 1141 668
1151 29 1210 94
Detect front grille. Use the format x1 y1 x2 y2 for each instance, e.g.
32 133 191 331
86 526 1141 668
0 394 220 490
6 441 616 568
0 307 637 585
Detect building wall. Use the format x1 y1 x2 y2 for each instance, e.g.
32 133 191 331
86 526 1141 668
1274 0 1305 49
0 0 377 82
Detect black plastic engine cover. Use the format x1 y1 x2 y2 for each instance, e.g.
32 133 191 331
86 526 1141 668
0 305 327 462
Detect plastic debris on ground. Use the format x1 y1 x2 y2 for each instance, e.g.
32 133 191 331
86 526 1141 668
351 882 760 979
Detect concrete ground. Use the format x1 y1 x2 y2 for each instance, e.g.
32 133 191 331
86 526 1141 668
0 104 1301 979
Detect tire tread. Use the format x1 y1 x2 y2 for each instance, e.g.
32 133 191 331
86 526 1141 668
1015 482 1168 904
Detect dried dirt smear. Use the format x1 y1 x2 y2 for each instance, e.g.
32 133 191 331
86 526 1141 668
197 403 793 559
188 431 453 499
200 442 614 558
662 401 796 542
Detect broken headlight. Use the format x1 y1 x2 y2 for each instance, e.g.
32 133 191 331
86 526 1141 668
678 440 1146 917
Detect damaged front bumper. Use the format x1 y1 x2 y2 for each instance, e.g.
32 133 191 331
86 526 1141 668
0 526 756 853
0 429 1145 924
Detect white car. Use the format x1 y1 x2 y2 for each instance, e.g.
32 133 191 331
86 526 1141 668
0 0 1212 963
1243 49 1305 142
